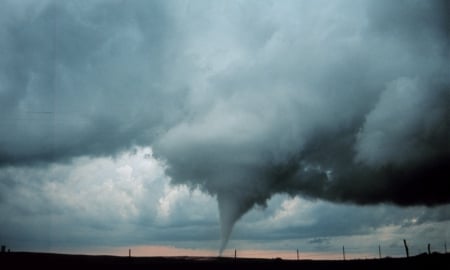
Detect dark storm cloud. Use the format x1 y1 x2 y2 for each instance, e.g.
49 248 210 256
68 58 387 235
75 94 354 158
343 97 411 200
0 0 184 164
150 0 449 250
1 0 449 252
233 198 448 241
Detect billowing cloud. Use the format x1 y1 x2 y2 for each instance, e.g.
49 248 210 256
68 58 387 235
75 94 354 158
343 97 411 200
0 147 219 250
0 0 184 164
152 0 450 251
0 0 449 253
1 152 448 256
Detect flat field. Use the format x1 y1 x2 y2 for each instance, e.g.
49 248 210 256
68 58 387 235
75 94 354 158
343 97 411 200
1 251 449 269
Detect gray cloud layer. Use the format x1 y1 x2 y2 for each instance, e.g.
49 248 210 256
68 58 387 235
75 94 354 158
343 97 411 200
0 0 182 164
0 153 448 254
1 0 449 252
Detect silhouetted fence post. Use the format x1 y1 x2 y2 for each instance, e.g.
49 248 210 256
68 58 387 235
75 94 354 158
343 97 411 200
427 243 431 255
296 249 299 260
378 245 381 259
445 242 447 254
129 249 131 258
342 246 346 261
234 249 237 260
403 239 409 258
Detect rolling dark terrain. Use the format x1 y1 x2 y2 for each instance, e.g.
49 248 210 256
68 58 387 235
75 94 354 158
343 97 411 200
1 252 449 270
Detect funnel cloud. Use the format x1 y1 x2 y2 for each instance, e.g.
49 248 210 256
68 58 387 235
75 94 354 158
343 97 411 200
0 0 449 253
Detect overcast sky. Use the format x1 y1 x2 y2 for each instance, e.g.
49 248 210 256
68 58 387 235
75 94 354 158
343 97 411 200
0 0 449 258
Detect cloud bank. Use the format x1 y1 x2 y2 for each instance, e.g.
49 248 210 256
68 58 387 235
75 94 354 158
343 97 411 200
0 148 448 255
1 0 449 252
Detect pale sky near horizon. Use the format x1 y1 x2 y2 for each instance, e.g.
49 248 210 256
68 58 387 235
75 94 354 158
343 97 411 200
0 0 449 259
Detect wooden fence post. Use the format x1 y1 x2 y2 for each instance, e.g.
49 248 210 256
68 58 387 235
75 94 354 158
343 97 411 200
342 246 346 261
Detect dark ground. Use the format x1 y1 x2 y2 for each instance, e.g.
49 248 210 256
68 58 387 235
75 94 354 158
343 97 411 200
1 251 449 269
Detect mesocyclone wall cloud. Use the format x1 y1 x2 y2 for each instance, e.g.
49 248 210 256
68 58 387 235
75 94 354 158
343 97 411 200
0 0 449 253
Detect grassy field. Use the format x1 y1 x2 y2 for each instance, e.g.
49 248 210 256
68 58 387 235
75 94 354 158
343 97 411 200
1 251 449 269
